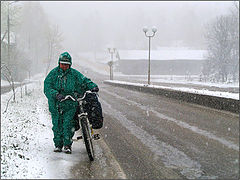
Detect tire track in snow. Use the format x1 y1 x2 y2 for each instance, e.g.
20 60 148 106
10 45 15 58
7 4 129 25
102 89 239 151
100 98 204 179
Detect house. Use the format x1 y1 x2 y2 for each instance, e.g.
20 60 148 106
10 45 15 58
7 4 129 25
116 47 207 75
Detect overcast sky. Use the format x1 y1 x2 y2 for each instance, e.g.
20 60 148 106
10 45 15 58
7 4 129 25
39 1 236 53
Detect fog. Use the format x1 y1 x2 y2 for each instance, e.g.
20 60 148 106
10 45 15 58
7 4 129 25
1 1 237 82
1 2 239 179
40 1 234 53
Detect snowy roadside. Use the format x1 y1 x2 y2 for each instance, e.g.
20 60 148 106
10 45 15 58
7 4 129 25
1 78 49 178
1 74 44 87
0 75 81 178
104 80 239 100
1 79 21 87
114 73 239 89
1 80 11 87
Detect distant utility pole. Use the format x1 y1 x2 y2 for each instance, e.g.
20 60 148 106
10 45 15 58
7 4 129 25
143 26 157 85
107 48 116 80
7 1 19 67
7 2 10 67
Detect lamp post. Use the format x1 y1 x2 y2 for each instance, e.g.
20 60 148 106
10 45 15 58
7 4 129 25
107 48 116 80
143 26 157 85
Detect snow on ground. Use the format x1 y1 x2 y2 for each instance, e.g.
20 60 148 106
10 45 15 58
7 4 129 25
1 74 85 179
1 80 10 87
105 80 239 100
115 74 239 89
1 73 43 88
1 79 21 87
151 77 239 89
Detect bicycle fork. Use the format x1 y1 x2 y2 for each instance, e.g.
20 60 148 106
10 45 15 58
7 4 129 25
78 113 100 141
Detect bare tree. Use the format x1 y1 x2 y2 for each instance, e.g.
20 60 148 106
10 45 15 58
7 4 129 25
204 16 230 82
203 3 239 83
1 30 7 43
45 24 63 76
1 64 16 102
229 2 239 82
15 1 51 76
1 1 22 78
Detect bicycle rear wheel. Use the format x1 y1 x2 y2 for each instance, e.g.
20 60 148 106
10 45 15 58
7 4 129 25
81 117 94 161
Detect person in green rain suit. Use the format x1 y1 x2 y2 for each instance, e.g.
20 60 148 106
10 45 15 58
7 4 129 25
44 52 99 154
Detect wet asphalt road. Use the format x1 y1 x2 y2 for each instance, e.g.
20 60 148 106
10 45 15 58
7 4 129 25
99 83 239 179
63 66 240 179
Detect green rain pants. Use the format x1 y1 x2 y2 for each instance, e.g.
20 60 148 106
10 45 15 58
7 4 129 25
51 108 76 148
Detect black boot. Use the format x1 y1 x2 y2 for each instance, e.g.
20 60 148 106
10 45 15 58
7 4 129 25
63 146 72 154
54 147 62 152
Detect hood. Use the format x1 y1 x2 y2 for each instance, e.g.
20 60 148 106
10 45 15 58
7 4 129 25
58 52 72 66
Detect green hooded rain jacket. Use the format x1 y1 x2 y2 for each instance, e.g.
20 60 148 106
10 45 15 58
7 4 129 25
44 53 97 147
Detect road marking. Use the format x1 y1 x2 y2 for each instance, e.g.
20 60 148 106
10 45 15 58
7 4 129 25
101 89 239 151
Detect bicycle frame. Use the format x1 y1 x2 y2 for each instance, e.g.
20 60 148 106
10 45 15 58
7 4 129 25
77 100 93 139
60 91 95 161
76 91 94 137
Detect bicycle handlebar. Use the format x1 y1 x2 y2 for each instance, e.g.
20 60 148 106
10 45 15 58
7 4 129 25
60 90 94 102
60 95 76 102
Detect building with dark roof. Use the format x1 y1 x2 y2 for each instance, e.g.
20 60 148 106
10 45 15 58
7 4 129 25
116 48 207 75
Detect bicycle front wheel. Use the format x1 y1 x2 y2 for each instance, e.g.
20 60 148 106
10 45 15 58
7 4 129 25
81 117 94 161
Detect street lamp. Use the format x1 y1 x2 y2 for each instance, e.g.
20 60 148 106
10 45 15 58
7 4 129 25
107 48 116 80
143 26 157 85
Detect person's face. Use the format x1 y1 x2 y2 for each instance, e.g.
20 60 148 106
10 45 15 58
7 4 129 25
60 63 70 71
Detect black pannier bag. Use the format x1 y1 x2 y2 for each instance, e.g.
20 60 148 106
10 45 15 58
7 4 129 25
83 93 104 129
73 92 104 130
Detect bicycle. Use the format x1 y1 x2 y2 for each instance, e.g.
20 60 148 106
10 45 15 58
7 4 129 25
60 91 96 161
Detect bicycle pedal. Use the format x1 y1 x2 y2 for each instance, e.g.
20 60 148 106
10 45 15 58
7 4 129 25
77 136 83 140
93 134 100 140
